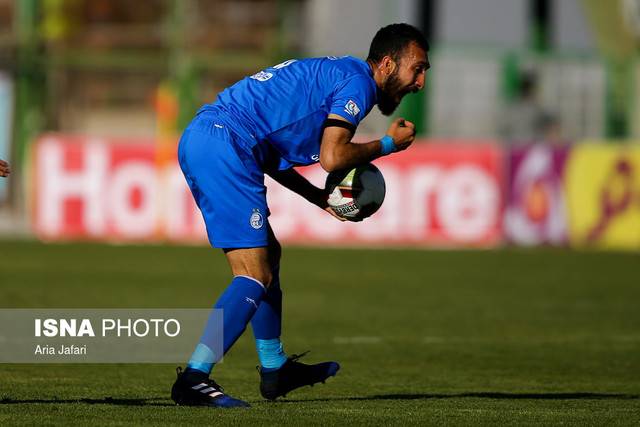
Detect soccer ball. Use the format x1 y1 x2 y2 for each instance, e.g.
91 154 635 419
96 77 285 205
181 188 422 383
325 163 386 221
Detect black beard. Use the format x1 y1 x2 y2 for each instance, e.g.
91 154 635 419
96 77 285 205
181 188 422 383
377 91 400 116
377 71 404 116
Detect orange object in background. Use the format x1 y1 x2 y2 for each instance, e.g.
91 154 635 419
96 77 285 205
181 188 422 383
154 82 179 169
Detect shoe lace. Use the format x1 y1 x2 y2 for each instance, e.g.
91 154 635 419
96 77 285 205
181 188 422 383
176 366 224 393
205 377 224 392
288 350 310 362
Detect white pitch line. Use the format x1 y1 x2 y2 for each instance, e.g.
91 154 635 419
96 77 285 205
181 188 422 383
333 336 382 344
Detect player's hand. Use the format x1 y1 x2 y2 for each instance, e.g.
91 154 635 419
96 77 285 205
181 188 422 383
0 159 10 177
325 206 347 221
313 187 347 221
386 118 416 152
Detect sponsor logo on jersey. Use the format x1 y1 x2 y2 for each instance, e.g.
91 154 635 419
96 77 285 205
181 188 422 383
311 154 320 162
250 208 264 229
250 71 273 82
344 100 360 117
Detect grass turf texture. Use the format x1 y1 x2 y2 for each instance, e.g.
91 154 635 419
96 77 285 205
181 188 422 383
0 240 639 425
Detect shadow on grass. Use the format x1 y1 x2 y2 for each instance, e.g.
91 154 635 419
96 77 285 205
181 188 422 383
0 396 174 407
2 392 638 407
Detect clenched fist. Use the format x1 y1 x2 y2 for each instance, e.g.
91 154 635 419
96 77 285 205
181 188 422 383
386 118 416 152
0 159 9 178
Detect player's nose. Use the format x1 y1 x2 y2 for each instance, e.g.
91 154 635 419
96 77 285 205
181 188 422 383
415 73 425 90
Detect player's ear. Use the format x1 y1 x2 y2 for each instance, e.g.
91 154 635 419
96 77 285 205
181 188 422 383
386 58 397 75
380 56 396 75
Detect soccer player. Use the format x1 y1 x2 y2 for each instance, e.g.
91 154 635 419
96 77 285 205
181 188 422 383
0 159 9 177
171 23 429 407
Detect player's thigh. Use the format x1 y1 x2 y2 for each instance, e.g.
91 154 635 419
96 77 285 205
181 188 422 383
178 126 269 249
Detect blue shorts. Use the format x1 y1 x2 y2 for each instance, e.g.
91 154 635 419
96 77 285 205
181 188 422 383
178 111 269 248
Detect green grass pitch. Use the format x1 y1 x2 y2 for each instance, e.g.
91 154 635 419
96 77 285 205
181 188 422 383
0 240 639 425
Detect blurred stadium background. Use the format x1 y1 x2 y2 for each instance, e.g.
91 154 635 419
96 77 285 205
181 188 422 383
1 0 640 249
1 1 639 424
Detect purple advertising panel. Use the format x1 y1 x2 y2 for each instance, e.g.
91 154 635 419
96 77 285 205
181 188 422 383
504 144 570 246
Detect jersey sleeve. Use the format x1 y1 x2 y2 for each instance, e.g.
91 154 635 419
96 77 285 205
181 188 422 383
329 75 376 127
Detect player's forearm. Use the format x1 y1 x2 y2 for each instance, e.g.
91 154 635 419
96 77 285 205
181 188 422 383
320 140 382 172
320 118 415 172
268 168 327 208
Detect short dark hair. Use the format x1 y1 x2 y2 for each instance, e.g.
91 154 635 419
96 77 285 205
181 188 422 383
366 23 429 64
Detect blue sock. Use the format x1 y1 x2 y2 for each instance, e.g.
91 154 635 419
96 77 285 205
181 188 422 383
251 266 282 339
256 338 287 371
251 266 287 370
187 275 266 374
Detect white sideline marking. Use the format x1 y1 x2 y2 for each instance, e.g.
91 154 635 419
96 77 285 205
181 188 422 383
333 336 382 344
422 335 640 344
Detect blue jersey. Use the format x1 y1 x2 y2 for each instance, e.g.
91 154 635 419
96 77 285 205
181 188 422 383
199 56 378 169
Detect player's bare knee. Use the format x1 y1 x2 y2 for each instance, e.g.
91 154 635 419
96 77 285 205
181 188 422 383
224 247 272 288
231 262 272 289
246 268 272 289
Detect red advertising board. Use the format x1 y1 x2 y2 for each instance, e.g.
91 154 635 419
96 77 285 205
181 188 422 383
31 135 503 247
32 135 205 243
